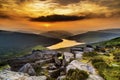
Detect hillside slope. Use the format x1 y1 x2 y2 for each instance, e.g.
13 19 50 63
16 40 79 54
98 28 120 34
96 37 120 46
40 30 73 39
67 31 120 43
0 30 62 59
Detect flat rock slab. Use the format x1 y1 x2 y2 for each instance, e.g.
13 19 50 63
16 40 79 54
66 60 96 74
0 70 47 80
64 52 74 62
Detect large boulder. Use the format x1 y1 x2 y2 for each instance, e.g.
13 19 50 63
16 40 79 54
73 51 84 59
8 50 55 71
66 60 96 74
70 47 84 53
48 63 57 70
84 46 94 53
63 52 74 62
18 63 36 76
57 75 66 80
66 60 104 80
0 70 47 80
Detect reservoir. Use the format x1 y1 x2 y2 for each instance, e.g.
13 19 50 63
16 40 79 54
47 39 85 49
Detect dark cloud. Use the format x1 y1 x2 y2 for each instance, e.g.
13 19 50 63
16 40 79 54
17 0 32 3
0 13 10 19
30 15 86 22
89 0 120 9
0 0 120 19
39 0 47 1
53 0 81 5
15 0 34 4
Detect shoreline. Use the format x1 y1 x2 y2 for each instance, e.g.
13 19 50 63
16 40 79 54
47 39 85 50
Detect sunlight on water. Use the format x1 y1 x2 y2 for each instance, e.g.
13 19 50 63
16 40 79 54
47 39 85 49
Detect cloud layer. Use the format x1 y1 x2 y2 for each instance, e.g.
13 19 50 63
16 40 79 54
30 15 86 22
0 0 119 21
0 14 9 19
53 0 81 5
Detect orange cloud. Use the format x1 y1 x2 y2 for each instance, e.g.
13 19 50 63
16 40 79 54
0 0 119 19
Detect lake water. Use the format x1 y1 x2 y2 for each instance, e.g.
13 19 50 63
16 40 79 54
47 39 85 49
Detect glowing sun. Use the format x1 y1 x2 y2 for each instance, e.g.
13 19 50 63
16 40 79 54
43 23 51 28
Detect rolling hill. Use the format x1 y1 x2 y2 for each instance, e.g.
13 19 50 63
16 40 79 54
40 30 73 39
96 37 120 47
0 30 62 59
67 31 120 43
98 28 120 34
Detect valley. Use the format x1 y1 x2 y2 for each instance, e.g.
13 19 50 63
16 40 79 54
0 29 120 80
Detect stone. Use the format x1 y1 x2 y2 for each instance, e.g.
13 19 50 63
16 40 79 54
70 47 84 53
54 56 61 66
18 63 36 76
29 76 47 80
63 52 74 62
73 51 84 59
34 59 53 66
66 60 96 74
84 47 94 53
57 75 66 80
66 60 104 80
0 70 47 80
48 63 56 70
8 50 54 71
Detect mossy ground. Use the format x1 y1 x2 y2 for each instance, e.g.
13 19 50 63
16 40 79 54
0 65 10 71
63 69 89 80
82 48 120 80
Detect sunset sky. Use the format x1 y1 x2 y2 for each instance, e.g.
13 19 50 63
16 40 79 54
0 0 120 34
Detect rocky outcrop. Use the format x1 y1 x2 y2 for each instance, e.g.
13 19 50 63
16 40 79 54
84 45 94 53
18 63 36 76
57 75 66 80
66 60 96 74
66 60 104 80
73 51 84 59
0 70 47 80
8 50 55 71
5 49 104 80
63 52 74 62
48 63 57 70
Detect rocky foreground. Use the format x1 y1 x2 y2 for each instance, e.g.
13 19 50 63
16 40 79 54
0 70 47 80
0 47 104 80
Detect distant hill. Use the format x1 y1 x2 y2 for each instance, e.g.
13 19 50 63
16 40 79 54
96 37 120 47
0 30 62 59
40 30 73 39
67 31 120 43
98 28 120 34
